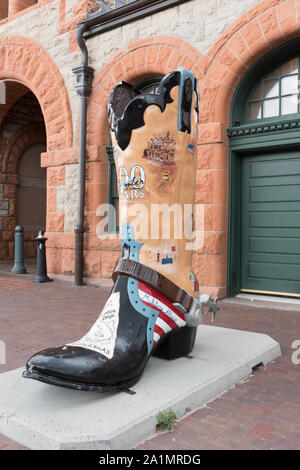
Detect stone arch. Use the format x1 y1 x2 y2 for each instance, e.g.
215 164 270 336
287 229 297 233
0 36 73 151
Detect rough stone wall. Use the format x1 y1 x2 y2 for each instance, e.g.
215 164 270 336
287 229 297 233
87 0 262 75
0 0 292 292
56 164 79 234
0 0 262 144
0 0 261 240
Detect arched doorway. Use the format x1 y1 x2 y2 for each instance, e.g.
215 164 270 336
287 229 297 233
0 36 73 274
228 39 300 298
0 82 46 261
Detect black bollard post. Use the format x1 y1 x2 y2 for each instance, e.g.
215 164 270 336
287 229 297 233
33 230 52 283
11 226 27 274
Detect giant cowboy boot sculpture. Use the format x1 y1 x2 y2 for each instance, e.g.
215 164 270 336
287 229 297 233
23 68 219 392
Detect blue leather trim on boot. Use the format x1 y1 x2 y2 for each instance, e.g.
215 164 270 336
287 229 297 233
121 222 143 261
121 222 158 354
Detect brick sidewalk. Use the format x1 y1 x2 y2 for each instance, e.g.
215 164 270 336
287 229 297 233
0 272 299 450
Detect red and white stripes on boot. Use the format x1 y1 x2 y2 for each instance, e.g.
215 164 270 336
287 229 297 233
137 282 186 347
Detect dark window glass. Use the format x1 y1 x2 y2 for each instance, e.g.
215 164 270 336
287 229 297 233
246 57 299 121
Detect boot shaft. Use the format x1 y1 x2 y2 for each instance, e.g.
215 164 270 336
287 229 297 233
108 69 199 297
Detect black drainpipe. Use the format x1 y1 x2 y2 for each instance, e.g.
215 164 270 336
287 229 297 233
72 23 94 286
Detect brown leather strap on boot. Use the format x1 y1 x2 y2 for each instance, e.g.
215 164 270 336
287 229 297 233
113 258 193 312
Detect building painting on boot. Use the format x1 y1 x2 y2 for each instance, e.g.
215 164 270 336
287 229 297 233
0 0 300 300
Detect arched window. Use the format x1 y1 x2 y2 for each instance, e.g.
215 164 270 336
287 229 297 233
107 76 162 232
246 57 299 121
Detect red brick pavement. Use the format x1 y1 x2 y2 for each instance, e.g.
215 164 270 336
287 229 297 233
0 275 35 291
0 272 299 450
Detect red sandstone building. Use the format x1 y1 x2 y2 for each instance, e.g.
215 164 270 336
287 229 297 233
0 0 300 300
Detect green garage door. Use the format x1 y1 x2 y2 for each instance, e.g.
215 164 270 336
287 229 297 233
241 150 300 297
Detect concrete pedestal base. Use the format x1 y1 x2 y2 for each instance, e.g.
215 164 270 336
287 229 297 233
0 325 281 450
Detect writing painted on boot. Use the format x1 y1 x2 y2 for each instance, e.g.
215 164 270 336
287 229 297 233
68 292 120 359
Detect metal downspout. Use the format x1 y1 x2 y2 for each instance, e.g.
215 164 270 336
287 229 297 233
73 23 94 286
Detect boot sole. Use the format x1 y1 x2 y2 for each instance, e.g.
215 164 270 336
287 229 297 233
22 326 197 392
22 368 143 393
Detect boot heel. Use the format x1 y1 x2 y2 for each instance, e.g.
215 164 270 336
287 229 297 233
153 326 197 360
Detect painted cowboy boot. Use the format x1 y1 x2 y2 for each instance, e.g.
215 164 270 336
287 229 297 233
23 68 218 392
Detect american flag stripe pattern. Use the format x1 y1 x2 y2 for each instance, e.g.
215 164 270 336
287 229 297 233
138 282 186 347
